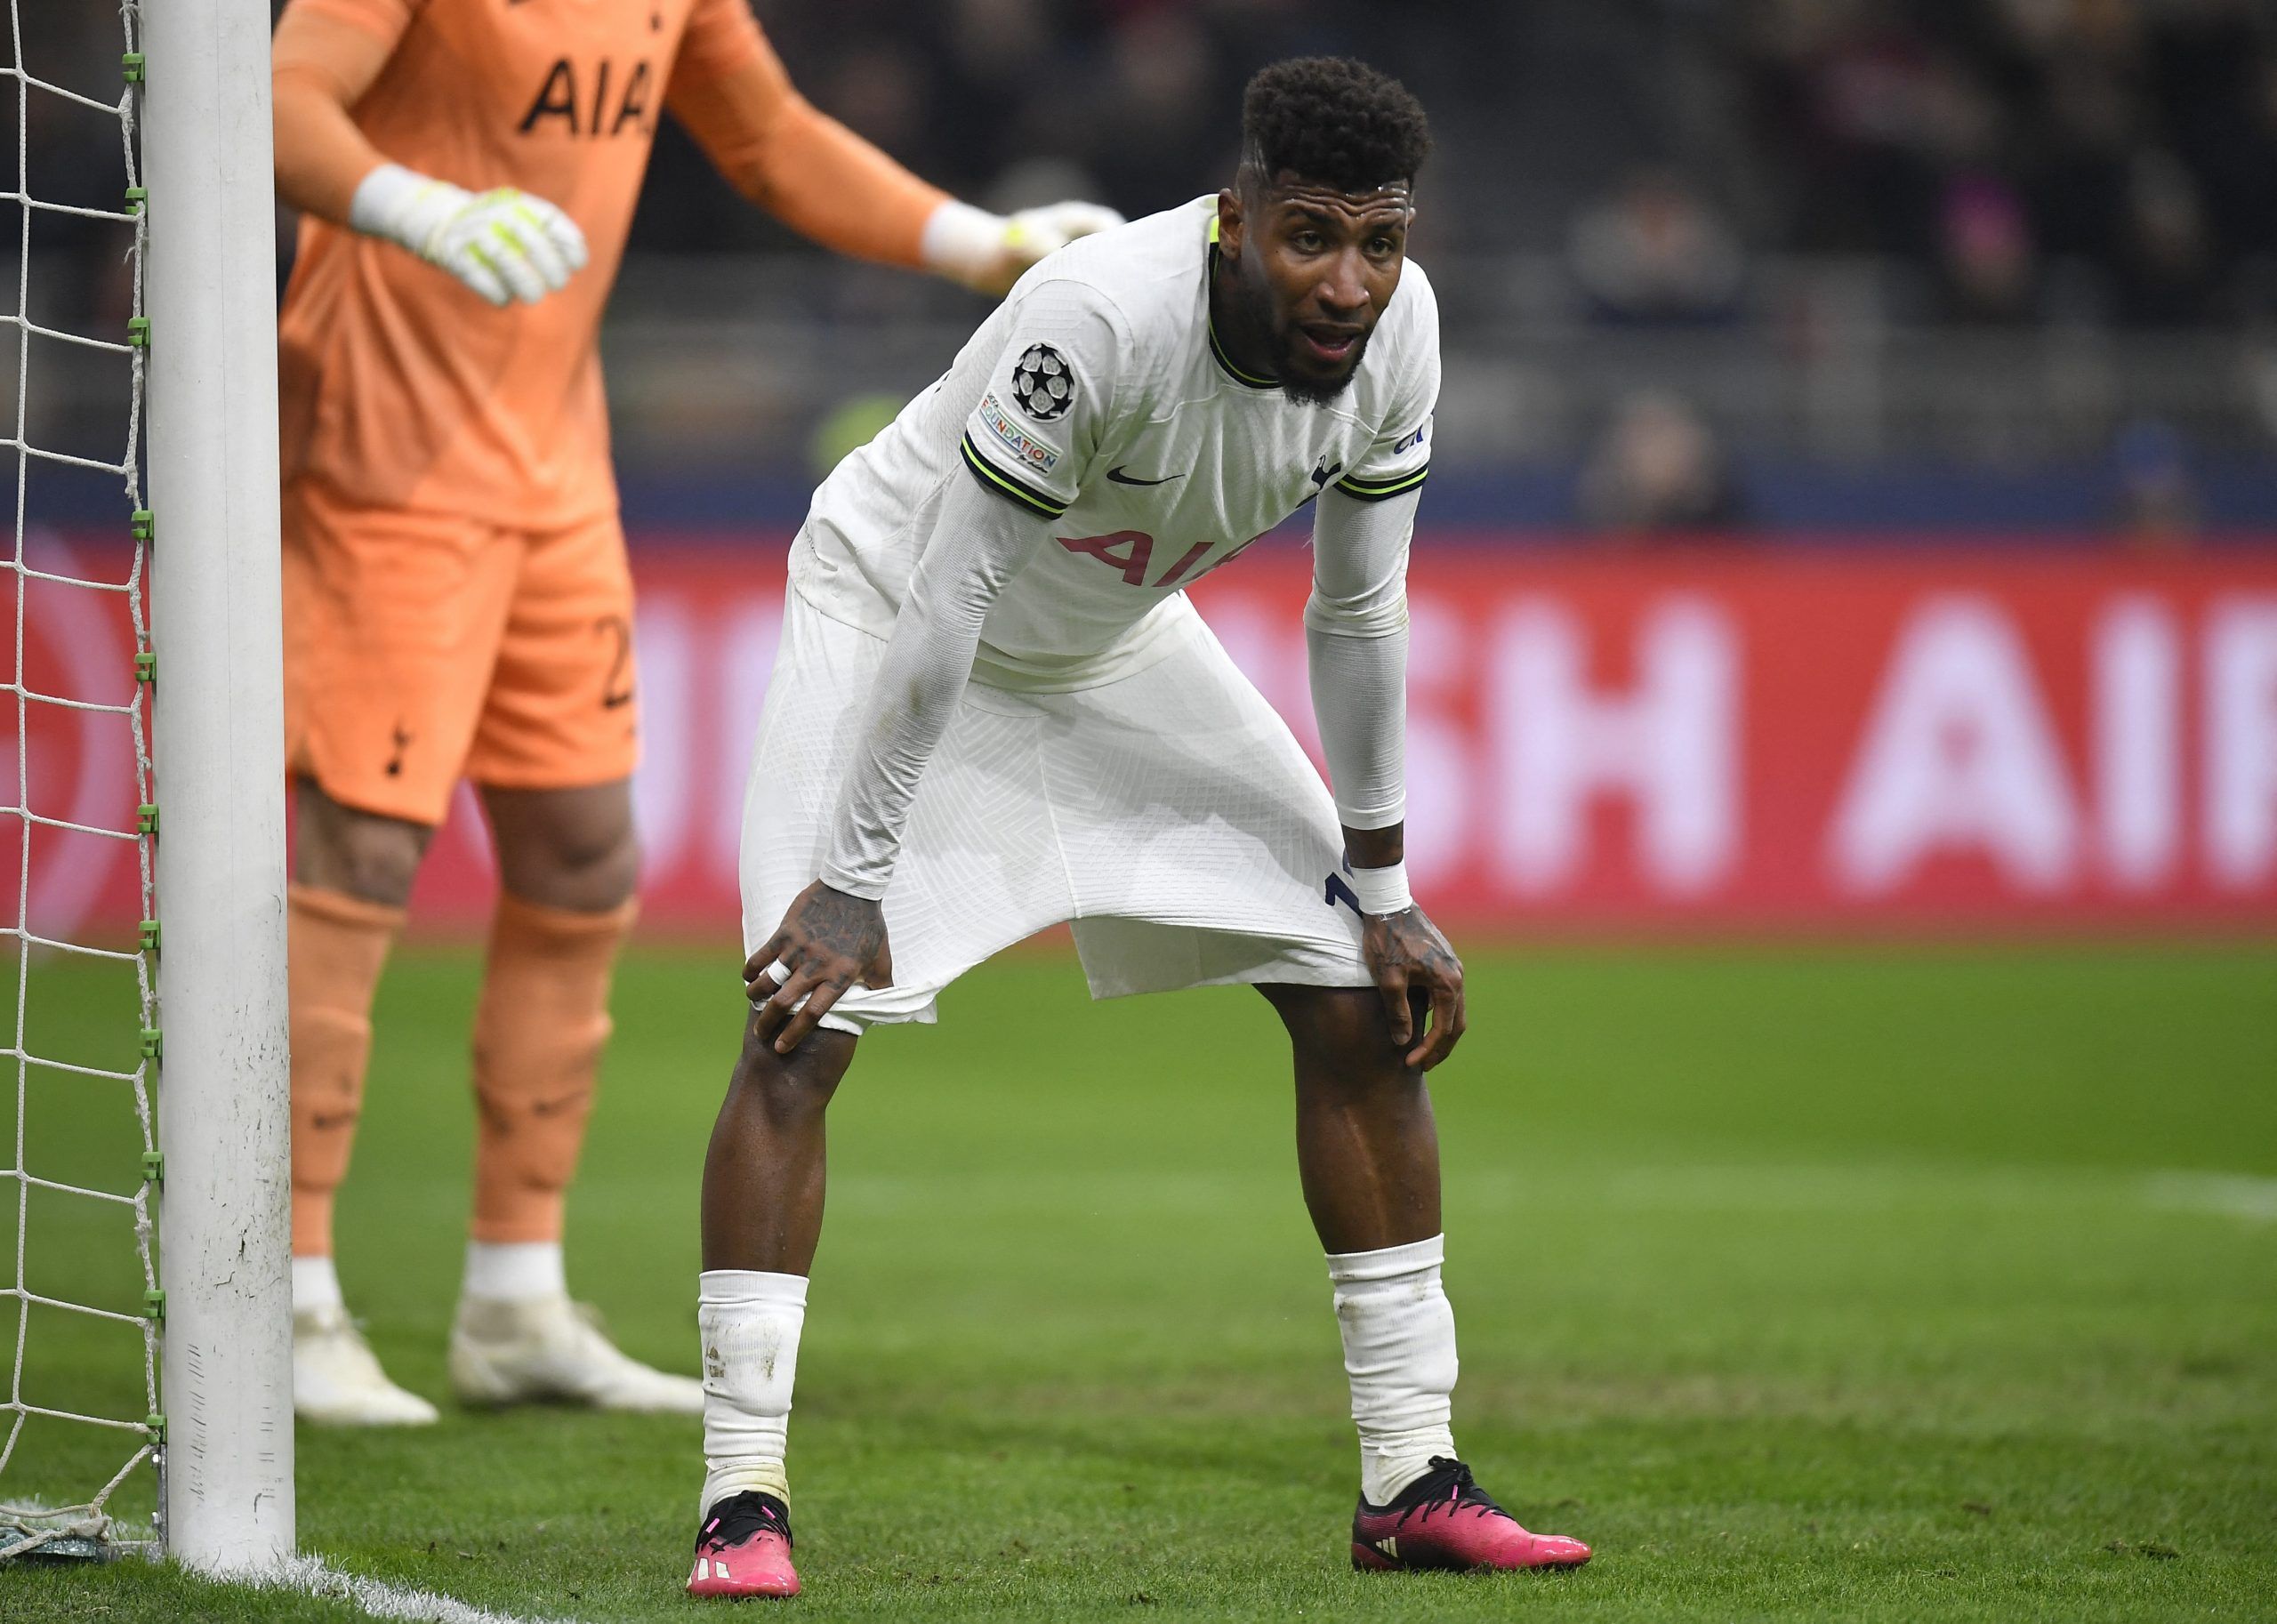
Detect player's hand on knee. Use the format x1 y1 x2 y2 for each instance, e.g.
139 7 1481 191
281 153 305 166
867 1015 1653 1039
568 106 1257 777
1362 909 1467 1071
352 164 589 308
746 880 893 1054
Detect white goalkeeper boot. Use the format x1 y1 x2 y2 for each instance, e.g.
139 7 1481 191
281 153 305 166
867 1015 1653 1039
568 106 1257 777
449 1294 704 1414
294 1306 441 1427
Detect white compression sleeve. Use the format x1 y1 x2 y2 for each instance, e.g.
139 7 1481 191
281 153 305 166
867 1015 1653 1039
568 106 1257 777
1306 486 1417 832
1328 1234 1460 1506
698 1269 809 1514
819 474 1049 899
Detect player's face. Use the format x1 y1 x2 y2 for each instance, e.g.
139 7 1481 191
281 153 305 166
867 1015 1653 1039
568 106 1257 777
1221 175 1412 404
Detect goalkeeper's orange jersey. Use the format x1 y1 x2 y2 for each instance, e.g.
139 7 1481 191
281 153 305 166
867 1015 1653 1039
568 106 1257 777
276 0 847 527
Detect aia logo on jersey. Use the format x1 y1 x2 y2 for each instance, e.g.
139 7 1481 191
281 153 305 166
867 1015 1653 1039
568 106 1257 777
1057 527 1267 589
520 57 657 138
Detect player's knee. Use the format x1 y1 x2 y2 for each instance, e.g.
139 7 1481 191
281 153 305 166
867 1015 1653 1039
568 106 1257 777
1267 984 1408 1073
492 791 639 911
302 802 428 907
728 1020 846 1127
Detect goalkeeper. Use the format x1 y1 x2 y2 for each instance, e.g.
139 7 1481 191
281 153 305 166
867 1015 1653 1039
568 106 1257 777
270 0 1118 1426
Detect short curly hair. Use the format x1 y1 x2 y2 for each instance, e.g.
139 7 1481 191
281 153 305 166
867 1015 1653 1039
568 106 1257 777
1240 57 1432 196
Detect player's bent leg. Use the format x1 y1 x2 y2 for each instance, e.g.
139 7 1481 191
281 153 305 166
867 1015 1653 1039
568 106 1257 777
687 1013 860 1600
289 780 439 1427
1264 984 1441 1256
445 779 701 1412
702 1009 857 1275
1263 985 1591 1573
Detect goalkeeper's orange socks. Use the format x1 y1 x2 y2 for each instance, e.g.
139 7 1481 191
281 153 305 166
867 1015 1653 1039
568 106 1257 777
288 882 406 1268
291 884 630 1289
466 893 635 1250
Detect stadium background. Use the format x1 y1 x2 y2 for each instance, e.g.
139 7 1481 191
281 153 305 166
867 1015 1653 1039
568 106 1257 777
4 4 2276 1620
12 0 2277 937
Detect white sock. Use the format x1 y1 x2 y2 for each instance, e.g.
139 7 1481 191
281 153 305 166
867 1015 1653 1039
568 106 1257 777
697 1269 808 1516
461 1240 567 1303
1327 1234 1460 1506
292 1254 343 1315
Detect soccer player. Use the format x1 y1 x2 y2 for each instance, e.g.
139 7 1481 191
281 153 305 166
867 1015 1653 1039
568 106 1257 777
685 58 1594 1596
270 0 1120 1426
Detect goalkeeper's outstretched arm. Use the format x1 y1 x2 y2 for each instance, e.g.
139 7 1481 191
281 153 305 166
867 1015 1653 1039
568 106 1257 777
666 18 1121 296
271 3 587 307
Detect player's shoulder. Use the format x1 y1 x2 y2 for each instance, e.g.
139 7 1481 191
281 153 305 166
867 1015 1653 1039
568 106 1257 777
1380 254 1440 350
1002 199 1211 339
1354 253 1439 425
994 198 1213 406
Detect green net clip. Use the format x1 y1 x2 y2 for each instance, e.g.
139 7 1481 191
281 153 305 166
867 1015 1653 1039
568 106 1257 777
137 803 158 834
124 185 147 215
140 1026 162 1059
135 651 156 685
122 52 144 84
130 510 154 543
127 317 150 349
141 1151 164 1184
143 1290 165 1321
145 1412 165 1443
139 918 159 952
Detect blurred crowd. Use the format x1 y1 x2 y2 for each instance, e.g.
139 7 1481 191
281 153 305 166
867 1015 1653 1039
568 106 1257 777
20 0 2273 324
1737 0 2277 328
676 0 2277 333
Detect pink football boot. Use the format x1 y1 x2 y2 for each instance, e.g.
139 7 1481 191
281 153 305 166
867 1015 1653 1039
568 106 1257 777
1350 1458 1592 1573
687 1491 800 1599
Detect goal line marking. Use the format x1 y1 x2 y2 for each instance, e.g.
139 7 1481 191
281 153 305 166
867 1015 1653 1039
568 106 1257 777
263 1555 576 1624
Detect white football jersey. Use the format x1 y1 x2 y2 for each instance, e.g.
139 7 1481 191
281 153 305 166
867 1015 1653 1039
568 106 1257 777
793 195 1439 688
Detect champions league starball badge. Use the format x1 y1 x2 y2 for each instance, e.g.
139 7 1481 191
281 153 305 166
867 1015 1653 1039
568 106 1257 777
1010 343 1075 422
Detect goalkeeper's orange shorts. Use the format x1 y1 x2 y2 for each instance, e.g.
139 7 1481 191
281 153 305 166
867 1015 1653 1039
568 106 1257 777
281 484 640 826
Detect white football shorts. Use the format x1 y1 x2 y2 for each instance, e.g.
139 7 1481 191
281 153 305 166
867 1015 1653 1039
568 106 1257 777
739 584 1372 1034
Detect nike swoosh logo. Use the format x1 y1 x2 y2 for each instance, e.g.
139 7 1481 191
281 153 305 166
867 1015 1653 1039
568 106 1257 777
1106 465 1183 486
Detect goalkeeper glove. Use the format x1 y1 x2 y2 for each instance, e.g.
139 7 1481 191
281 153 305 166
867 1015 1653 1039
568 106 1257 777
921 198 1126 297
349 162 590 308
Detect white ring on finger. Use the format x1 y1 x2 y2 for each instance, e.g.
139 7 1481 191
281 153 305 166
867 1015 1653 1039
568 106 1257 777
763 960 792 987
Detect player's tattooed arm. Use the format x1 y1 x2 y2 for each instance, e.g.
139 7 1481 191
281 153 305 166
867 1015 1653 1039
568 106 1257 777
746 880 896 1054
1346 823 1467 1070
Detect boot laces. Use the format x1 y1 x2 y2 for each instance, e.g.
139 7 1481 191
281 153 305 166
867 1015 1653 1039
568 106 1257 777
1393 1457 1507 1529
699 1491 793 1553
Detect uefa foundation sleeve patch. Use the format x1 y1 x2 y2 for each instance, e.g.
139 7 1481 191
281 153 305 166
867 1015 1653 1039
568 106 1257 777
976 389 1061 477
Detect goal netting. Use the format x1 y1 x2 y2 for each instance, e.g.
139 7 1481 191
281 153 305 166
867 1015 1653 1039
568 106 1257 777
0 0 163 1564
4 0 294 1574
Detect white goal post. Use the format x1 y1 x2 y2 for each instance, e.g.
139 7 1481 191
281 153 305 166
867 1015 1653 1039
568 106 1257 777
141 0 294 1574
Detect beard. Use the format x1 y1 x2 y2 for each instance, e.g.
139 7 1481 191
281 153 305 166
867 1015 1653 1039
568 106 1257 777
1243 277 1372 404
1275 325 1372 406
1219 255 1374 406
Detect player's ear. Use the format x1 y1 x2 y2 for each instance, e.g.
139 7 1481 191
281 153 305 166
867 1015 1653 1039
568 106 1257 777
1216 188 1243 260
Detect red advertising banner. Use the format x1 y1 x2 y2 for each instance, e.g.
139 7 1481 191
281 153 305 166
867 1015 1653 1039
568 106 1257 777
11 535 2277 943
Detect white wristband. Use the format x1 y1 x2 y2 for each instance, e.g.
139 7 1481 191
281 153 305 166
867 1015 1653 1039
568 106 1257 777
1347 859 1412 917
919 198 1008 289
348 161 467 257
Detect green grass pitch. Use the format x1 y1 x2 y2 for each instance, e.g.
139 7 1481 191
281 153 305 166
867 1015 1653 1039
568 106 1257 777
4 939 2275 1620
